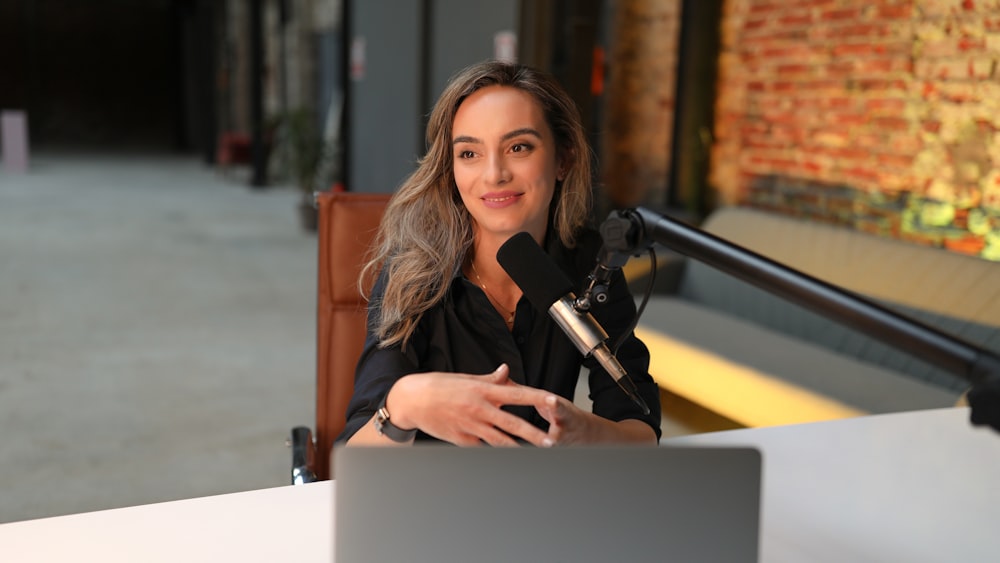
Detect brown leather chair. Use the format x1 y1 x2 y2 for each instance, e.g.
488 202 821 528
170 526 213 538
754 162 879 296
291 191 391 483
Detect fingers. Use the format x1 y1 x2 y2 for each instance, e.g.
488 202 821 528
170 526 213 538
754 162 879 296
440 415 547 447
403 367 564 447
535 395 563 438
481 363 513 386
537 395 586 445
474 377 561 447
473 424 521 447
536 394 562 422
489 411 554 447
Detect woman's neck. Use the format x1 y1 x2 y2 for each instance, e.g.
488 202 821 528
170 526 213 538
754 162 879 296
467 235 524 317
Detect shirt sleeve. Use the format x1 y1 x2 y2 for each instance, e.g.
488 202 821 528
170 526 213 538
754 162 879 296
577 239 663 439
335 269 424 443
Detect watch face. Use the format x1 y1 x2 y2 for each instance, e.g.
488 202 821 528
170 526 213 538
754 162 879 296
374 408 389 435
373 406 415 442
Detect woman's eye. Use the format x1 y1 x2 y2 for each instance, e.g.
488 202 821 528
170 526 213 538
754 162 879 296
511 143 533 153
457 150 475 159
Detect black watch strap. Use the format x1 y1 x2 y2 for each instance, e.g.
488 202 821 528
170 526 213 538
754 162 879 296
373 395 417 442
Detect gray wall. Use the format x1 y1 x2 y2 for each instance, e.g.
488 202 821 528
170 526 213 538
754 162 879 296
348 0 519 194
427 0 519 100
347 0 425 193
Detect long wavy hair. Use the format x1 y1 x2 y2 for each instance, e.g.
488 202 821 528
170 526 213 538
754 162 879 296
362 60 593 348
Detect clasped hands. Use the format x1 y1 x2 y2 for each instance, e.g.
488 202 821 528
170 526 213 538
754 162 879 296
384 364 594 447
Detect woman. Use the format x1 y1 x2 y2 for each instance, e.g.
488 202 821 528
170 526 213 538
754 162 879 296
340 60 660 446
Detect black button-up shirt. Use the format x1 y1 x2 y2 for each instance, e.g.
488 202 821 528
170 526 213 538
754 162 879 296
337 229 661 442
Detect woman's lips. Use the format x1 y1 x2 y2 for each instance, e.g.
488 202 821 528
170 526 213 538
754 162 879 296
481 192 523 209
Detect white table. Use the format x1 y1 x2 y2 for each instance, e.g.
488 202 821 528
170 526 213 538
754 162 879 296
1 407 996 562
0 481 333 562
667 406 1000 562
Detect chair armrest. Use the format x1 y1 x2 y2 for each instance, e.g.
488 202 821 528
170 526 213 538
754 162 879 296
289 426 318 485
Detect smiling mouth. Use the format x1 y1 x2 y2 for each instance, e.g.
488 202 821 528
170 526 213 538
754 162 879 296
483 194 521 203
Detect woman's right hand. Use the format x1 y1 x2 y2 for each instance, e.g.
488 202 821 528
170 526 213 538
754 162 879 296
386 364 555 447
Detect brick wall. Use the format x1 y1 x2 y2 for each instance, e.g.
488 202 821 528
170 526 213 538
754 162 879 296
711 0 1000 261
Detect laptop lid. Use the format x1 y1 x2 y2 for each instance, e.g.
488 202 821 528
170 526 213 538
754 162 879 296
334 445 761 563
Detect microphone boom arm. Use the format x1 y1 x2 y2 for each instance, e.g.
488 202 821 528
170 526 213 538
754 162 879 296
612 207 1000 432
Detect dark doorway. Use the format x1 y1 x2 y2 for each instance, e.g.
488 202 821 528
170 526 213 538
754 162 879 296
0 0 214 154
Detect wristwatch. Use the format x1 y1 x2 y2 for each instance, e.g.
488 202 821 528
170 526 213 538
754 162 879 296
373 395 417 442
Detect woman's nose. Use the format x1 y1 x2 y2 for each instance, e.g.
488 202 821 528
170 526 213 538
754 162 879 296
484 153 511 185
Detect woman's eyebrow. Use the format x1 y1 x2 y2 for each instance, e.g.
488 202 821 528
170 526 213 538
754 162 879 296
452 128 543 146
501 127 542 141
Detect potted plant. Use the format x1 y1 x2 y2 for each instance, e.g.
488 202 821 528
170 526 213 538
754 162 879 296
270 107 337 231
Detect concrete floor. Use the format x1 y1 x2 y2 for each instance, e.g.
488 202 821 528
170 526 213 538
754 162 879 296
1 152 317 523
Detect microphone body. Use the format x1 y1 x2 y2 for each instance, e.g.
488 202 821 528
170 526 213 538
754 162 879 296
550 296 649 412
497 232 650 415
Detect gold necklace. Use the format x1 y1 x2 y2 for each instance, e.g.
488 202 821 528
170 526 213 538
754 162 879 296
470 260 515 327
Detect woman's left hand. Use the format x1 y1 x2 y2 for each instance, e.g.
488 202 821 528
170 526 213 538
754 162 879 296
536 395 658 445
534 395 598 445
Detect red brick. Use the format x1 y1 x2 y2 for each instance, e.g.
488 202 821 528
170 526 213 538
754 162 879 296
876 152 914 168
744 135 784 149
826 61 857 77
865 98 908 112
797 79 848 91
838 148 874 162
876 4 912 19
822 23 901 39
827 96 855 109
778 13 815 27
788 98 821 112
888 135 923 153
776 63 812 76
740 122 770 136
871 116 912 131
958 36 986 52
830 112 869 126
821 8 861 22
856 78 908 91
853 133 883 148
797 0 838 9
832 43 878 57
842 166 882 183
803 160 825 173
856 57 911 75
748 2 785 15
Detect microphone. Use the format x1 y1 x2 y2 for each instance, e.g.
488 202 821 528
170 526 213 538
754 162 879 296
497 232 651 415
579 211 645 309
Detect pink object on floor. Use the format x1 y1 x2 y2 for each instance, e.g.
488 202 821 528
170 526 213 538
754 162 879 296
1 110 30 173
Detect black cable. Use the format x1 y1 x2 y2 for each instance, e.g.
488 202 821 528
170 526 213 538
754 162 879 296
613 246 657 355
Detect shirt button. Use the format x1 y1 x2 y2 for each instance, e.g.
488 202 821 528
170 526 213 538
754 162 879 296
516 336 525 344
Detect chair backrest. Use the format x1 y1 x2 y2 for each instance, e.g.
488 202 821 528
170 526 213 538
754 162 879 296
315 191 391 480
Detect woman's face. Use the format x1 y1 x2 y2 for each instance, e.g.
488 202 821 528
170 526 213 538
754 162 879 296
451 85 562 246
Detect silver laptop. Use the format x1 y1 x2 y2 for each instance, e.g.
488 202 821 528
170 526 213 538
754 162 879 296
333 445 761 563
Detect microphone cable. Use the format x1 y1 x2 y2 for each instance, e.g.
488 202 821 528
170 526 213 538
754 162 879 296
611 245 658 356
